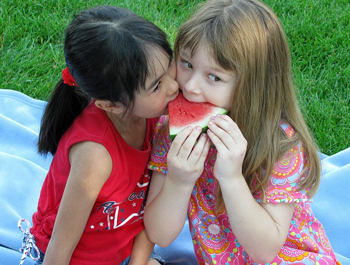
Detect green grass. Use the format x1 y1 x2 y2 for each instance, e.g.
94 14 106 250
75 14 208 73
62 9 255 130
1 0 349 155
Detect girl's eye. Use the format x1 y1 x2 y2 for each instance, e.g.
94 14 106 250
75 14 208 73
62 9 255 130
181 59 193 69
208 74 221 82
152 82 160 93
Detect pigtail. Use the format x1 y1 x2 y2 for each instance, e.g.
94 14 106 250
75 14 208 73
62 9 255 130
38 79 90 156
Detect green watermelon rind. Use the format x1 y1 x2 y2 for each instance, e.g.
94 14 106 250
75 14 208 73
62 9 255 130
169 108 227 141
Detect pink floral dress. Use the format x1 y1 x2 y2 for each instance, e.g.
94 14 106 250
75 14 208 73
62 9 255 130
148 116 340 265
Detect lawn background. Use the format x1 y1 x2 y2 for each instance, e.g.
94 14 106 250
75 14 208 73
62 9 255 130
1 0 349 155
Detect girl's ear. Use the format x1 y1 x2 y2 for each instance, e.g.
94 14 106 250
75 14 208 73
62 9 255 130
95 100 125 115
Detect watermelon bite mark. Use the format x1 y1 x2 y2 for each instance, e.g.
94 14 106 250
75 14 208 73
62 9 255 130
168 92 227 140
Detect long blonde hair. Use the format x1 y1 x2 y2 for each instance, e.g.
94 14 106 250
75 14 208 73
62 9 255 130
174 0 321 211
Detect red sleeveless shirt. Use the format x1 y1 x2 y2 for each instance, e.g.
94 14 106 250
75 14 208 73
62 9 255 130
31 101 157 264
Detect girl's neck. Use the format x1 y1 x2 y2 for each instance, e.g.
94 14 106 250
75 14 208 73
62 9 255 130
107 112 147 150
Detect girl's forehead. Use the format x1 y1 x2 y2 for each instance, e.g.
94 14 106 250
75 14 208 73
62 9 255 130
176 32 209 55
143 51 170 90
181 43 216 62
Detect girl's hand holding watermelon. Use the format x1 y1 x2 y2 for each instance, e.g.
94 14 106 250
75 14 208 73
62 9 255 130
207 114 247 183
167 126 210 186
144 120 211 247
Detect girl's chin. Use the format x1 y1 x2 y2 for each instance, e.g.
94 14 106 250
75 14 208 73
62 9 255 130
156 106 168 116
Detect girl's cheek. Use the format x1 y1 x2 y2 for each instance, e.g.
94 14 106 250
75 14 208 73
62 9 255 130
175 66 184 84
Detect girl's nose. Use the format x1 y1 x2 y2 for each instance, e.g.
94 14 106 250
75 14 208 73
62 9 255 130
183 74 200 94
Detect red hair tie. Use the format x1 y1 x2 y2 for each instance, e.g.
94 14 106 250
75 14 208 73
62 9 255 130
62 67 78 87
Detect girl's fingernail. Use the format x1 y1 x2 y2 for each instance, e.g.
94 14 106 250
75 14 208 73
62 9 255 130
211 116 215 120
187 126 193 130
208 121 213 126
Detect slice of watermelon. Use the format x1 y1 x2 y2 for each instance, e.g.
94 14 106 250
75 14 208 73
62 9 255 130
168 92 227 140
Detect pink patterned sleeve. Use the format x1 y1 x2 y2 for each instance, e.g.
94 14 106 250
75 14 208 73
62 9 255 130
254 122 311 204
147 115 171 175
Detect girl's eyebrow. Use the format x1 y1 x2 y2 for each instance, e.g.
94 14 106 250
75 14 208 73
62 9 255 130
146 58 172 92
179 50 190 58
147 75 163 91
210 66 227 74
180 50 229 75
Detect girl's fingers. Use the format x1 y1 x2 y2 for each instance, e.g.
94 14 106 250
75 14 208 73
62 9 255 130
178 126 203 159
208 123 247 161
169 126 202 159
207 119 235 149
207 128 223 150
208 115 246 148
168 126 193 157
199 136 211 163
213 114 235 124
187 133 210 165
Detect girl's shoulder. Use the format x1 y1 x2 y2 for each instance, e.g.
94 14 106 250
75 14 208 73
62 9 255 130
154 115 169 131
152 115 171 144
148 116 170 174
69 141 112 186
279 120 295 138
254 121 309 203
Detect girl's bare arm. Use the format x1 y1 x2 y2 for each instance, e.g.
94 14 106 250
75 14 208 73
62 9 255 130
144 127 210 247
42 142 112 265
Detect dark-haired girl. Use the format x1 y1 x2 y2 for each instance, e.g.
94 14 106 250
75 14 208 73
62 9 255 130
25 5 178 265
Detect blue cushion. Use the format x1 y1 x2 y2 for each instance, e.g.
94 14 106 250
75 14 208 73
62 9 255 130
0 89 348 265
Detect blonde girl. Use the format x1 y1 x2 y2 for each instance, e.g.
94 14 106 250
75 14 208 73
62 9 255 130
144 0 340 264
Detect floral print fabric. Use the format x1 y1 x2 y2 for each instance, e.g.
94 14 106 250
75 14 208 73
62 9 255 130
148 116 340 265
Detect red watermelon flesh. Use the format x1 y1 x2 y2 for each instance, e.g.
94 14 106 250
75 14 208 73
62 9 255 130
168 92 227 140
